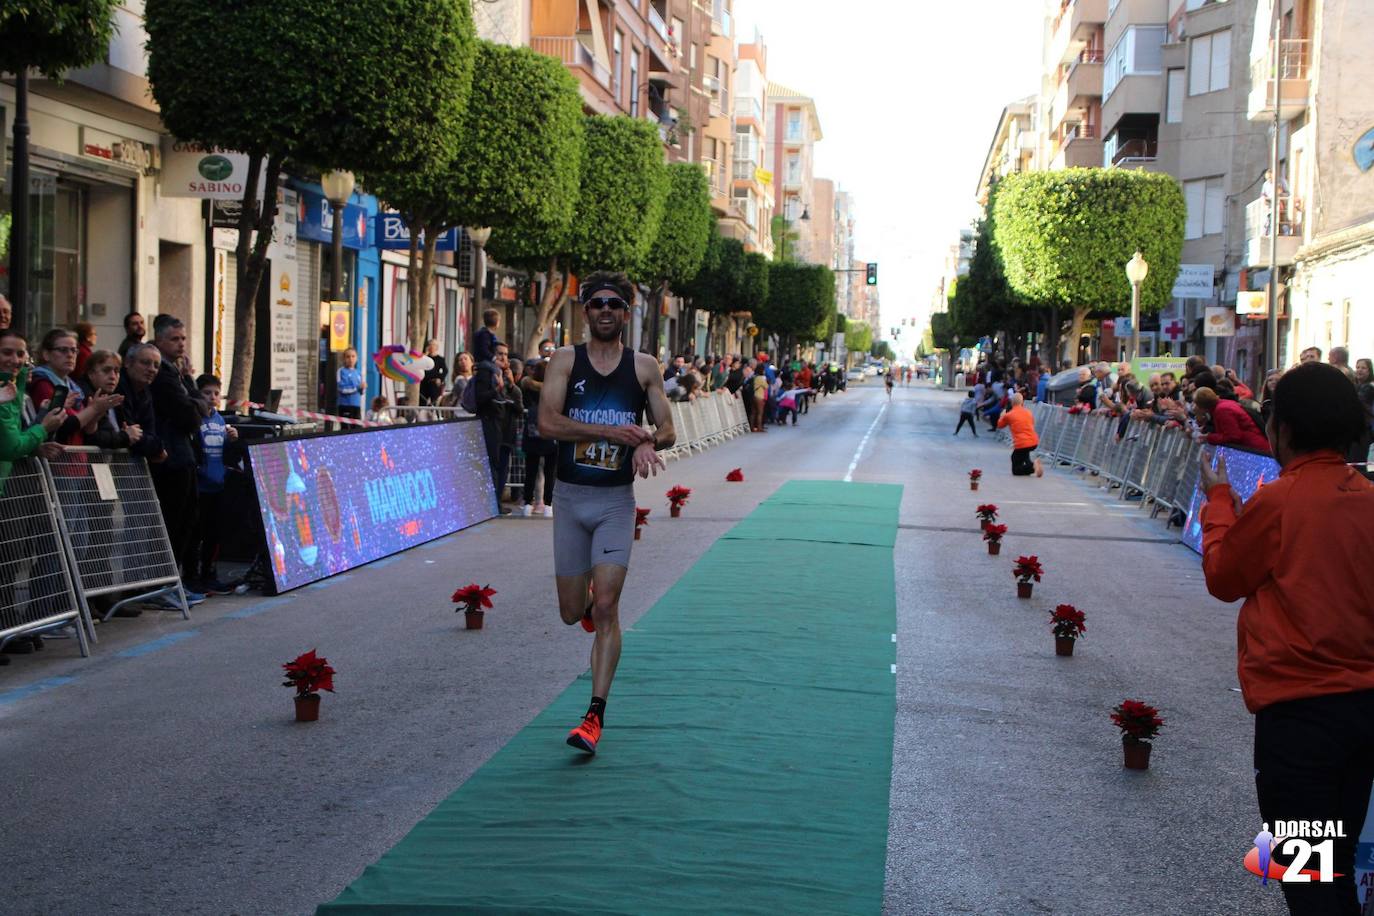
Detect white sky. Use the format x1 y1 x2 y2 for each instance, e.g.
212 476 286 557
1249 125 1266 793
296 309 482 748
734 0 1047 345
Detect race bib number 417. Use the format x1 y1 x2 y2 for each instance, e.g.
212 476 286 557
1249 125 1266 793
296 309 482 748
575 440 625 471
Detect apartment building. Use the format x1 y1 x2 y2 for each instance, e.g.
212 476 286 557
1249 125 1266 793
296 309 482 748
976 96 1041 205
1041 0 1108 170
834 190 857 318
1247 0 1374 366
729 38 774 256
766 81 823 261
808 178 836 269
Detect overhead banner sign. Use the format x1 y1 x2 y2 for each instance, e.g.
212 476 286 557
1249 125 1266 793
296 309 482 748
161 140 251 198
247 421 497 592
375 213 459 251
1171 264 1216 299
1236 290 1269 316
296 188 370 249
1204 306 1236 337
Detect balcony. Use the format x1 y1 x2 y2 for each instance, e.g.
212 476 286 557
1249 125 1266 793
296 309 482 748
733 96 763 125
647 4 670 44
1048 0 1109 65
1108 137 1157 166
531 36 610 90
711 3 732 38
1248 40 1311 122
1051 121 1101 169
1244 197 1302 267
1050 54 1104 131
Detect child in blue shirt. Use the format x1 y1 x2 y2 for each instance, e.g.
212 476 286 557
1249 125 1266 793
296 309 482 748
337 348 364 421
191 374 241 595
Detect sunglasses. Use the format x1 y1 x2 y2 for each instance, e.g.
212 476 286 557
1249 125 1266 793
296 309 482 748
584 296 629 312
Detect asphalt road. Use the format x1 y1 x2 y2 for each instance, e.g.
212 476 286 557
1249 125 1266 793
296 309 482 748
1 382 1284 916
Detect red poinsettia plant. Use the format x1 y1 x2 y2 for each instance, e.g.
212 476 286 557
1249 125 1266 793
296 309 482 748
725 468 744 482
282 649 336 698
635 507 651 529
1013 555 1044 584
452 584 497 614
666 485 692 508
975 504 999 523
1112 699 1165 743
982 523 1007 545
968 469 983 481
1050 604 1086 640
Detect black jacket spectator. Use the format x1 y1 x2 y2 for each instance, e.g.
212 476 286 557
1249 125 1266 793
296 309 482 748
475 360 523 445
114 374 164 460
150 358 204 472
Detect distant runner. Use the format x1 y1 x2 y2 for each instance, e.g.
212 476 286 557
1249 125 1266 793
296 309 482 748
538 271 675 755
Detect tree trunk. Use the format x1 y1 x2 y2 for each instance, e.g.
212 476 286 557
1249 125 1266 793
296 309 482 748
524 256 568 358
227 151 282 411
402 225 440 408
1047 305 1062 369
1065 306 1090 367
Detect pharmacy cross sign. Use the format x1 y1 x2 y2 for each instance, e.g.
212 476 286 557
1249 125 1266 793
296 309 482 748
1163 319 1187 342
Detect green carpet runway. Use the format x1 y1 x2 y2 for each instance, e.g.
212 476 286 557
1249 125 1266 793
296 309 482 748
317 480 901 915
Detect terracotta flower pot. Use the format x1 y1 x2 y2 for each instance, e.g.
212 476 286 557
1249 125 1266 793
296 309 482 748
634 528 642 540
1017 581 1033 599
464 609 484 630
294 694 320 722
1054 636 1075 657
970 481 980 491
670 505 682 518
1123 738 1152 770
987 541 1001 556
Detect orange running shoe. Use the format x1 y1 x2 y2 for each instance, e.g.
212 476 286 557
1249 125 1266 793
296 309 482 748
581 585 595 632
566 712 602 754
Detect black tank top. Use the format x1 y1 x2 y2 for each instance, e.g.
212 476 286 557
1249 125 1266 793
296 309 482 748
557 344 647 486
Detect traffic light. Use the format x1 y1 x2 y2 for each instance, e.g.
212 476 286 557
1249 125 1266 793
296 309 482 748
866 262 878 285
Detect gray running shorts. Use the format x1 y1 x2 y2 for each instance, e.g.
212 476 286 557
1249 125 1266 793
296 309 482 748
552 480 636 577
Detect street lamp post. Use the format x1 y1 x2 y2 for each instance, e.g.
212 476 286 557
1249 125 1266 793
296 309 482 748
321 170 355 425
467 226 492 352
7 71 31 330
1125 251 1149 365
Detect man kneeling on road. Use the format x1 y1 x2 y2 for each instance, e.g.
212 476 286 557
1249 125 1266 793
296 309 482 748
538 271 676 755
997 392 1043 478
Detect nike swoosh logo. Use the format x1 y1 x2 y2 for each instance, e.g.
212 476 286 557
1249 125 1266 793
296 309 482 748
603 548 616 553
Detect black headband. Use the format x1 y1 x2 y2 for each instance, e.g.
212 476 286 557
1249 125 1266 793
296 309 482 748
581 281 627 302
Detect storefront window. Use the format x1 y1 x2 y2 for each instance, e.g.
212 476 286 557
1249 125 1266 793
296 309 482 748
0 171 86 331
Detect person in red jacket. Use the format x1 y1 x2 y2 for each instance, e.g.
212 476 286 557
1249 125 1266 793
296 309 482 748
1193 387 1270 453
1199 362 1374 914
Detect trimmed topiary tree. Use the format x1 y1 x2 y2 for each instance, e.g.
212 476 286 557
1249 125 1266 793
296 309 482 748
371 40 584 364
992 168 1185 366
640 162 712 355
145 0 476 405
488 114 668 353
0 0 118 77
759 262 834 358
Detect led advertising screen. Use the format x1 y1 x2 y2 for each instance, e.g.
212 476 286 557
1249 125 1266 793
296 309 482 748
248 421 496 592
1180 445 1280 555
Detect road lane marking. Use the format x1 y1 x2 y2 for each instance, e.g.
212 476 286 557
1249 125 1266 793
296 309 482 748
0 675 77 706
116 631 199 658
844 402 888 482
223 597 294 620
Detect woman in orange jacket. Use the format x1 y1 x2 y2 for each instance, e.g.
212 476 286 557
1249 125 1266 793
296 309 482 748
1200 361 1374 914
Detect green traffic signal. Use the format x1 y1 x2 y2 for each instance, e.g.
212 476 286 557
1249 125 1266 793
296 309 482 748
866 262 878 285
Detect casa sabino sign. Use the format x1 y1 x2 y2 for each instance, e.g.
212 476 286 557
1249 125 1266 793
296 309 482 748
161 139 252 199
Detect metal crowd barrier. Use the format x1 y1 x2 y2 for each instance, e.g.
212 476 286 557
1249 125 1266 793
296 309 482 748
0 457 90 655
43 447 191 628
657 392 749 462
1028 403 1216 527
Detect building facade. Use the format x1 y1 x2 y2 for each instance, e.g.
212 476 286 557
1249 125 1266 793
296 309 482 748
766 81 823 262
728 37 773 256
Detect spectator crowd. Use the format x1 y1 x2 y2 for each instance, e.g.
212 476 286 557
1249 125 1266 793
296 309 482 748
958 345 1374 468
1 307 246 661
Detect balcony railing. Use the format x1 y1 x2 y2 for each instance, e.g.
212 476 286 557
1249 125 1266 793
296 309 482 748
1110 138 1158 165
733 96 763 123
1244 196 1302 266
531 36 610 89
647 4 670 44
1060 121 1098 145
1253 38 1311 83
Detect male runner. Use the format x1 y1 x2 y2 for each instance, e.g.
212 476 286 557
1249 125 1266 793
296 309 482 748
538 271 675 754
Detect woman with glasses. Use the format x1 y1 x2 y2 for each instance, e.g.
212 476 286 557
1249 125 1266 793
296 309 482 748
26 328 121 448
